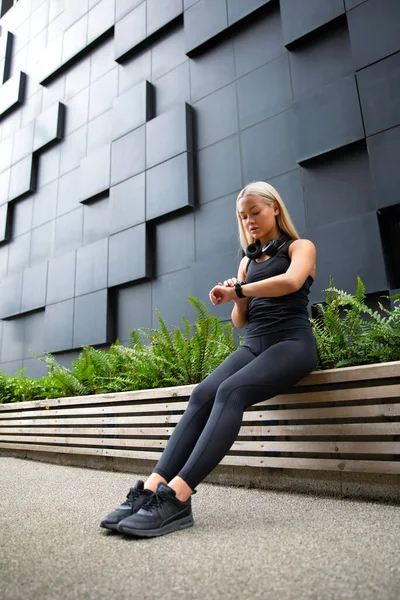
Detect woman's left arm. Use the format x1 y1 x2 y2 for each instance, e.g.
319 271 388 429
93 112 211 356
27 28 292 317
243 239 316 298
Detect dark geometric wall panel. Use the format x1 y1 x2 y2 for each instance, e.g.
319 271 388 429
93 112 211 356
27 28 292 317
75 238 108 297
108 223 151 287
0 271 22 319
0 70 25 118
146 152 194 221
73 289 112 348
227 0 274 26
280 0 345 46
184 0 228 54
302 143 374 230
78 144 111 203
46 251 76 306
8 154 36 202
111 80 154 141
293 74 364 163
44 299 74 354
110 125 145 186
146 103 193 168
20 262 48 314
33 102 65 153
347 0 400 70
357 52 400 137
109 172 146 235
0 0 399 375
367 125 400 210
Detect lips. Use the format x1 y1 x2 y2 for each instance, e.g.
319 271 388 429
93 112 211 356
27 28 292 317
249 227 258 233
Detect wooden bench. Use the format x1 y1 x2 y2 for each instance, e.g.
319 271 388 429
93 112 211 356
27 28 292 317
0 361 399 478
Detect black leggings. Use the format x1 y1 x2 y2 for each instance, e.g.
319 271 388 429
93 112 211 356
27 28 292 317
153 327 318 490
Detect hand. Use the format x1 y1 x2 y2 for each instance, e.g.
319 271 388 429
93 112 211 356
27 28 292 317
218 277 239 288
209 284 236 306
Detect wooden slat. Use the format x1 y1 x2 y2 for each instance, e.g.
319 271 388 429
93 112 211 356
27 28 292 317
1 403 398 427
298 361 400 386
1 384 399 421
0 423 398 437
0 441 398 473
0 435 398 454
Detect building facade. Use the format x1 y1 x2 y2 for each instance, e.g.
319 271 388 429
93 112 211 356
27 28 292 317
0 0 399 377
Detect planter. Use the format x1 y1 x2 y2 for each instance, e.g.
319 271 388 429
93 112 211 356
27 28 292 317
1 361 399 502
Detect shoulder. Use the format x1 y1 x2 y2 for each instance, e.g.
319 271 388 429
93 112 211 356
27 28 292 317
288 238 316 257
238 255 250 279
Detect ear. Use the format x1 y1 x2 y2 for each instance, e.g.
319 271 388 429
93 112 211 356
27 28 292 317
273 203 280 215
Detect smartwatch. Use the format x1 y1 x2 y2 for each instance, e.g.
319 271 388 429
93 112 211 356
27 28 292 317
234 281 246 299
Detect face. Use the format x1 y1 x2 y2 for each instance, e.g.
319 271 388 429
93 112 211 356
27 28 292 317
237 194 280 240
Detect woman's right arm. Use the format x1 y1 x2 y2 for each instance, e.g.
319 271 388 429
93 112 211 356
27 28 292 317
230 257 249 329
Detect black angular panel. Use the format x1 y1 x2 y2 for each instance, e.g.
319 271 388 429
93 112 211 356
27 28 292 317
109 172 146 235
357 52 400 137
237 55 292 129
111 80 154 141
280 0 345 46
62 15 88 65
151 268 195 328
146 0 183 37
0 29 13 83
0 71 26 119
195 83 239 150
240 110 297 182
227 0 273 25
190 38 235 103
289 20 354 100
78 144 111 203
12 121 35 165
0 320 25 364
116 0 145 21
232 7 284 79
110 125 146 186
197 134 242 205
75 238 108 296
8 154 37 202
155 212 195 276
73 289 112 348
46 250 77 305
377 203 400 290
33 102 66 153
302 143 374 230
268 169 307 234
21 261 48 314
108 222 151 287
117 282 152 341
146 103 193 169
87 0 115 45
0 271 22 319
309 212 387 305
367 126 400 210
184 0 228 55
347 0 400 70
194 193 239 261
0 169 10 207
293 75 364 163
44 299 74 353
0 203 10 243
115 2 146 62
146 152 194 221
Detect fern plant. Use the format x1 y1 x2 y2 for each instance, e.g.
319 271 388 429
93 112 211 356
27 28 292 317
311 276 400 369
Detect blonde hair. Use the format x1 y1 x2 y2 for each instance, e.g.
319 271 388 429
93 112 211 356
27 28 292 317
236 181 300 251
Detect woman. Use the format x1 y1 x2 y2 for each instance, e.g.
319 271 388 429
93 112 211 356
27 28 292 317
100 181 318 538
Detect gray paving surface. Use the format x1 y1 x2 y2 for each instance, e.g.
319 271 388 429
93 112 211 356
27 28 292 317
0 457 399 600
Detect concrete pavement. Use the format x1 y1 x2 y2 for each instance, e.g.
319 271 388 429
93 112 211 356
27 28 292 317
0 456 399 600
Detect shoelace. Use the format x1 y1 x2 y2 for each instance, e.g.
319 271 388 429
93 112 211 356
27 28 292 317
121 487 141 507
140 490 169 512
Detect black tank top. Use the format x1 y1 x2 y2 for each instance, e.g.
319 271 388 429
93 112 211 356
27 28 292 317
244 239 313 336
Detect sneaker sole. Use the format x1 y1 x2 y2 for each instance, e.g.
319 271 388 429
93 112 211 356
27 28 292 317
100 521 121 531
118 515 194 538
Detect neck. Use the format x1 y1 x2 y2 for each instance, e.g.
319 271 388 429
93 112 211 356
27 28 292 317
258 227 282 248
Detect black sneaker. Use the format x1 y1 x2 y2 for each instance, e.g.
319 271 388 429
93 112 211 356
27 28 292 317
100 480 153 530
117 482 195 538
